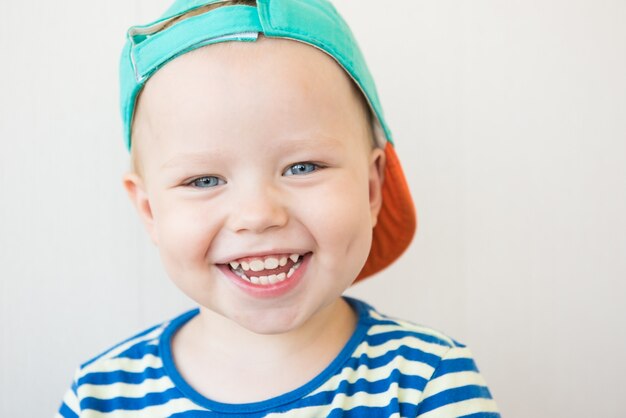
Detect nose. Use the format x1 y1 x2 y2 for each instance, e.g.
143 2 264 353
226 182 289 234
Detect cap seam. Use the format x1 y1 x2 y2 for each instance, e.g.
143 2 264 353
132 5 260 81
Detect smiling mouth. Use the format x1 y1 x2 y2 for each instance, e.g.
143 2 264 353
225 253 307 285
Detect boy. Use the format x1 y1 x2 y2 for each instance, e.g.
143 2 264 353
58 0 500 416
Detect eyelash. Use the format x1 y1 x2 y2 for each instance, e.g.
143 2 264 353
186 176 225 188
185 162 325 188
283 162 324 176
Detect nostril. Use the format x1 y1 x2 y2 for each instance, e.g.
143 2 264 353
227 197 289 233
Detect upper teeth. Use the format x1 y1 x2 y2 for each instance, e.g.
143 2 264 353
230 254 301 272
230 257 304 285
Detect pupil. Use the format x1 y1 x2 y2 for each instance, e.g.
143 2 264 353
198 177 214 186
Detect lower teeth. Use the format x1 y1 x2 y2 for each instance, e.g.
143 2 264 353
233 259 303 285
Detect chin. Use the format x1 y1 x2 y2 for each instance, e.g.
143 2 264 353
231 309 306 335
224 302 312 335
242 323 296 336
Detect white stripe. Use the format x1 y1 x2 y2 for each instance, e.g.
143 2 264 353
60 387 80 414
422 371 490 398
80 325 165 375
441 345 474 360
267 383 419 417
95 328 162 360
77 376 175 400
309 358 434 396
79 354 164 377
367 320 455 347
81 397 204 418
353 335 451 360
59 370 81 414
417 397 499 418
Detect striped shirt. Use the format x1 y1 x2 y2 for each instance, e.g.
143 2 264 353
57 297 500 417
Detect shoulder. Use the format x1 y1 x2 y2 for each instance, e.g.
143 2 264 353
353 297 464 356
350 297 487 388
349 298 500 416
58 309 200 416
76 309 197 380
80 320 166 371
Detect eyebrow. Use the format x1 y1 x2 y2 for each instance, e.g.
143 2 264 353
160 136 345 170
161 150 227 170
277 136 346 153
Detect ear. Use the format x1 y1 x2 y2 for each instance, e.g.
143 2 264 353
122 172 159 245
368 147 386 227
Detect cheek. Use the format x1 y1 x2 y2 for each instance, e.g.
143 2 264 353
152 198 227 305
152 196 221 271
302 173 374 264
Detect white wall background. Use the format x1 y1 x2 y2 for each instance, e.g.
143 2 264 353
1 1 624 416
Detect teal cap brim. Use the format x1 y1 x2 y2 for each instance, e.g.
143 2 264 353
119 0 393 151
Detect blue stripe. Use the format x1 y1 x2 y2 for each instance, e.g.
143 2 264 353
327 400 420 418
78 366 166 385
115 339 160 359
431 358 480 379
366 316 465 346
82 324 163 368
451 338 467 348
367 329 454 348
417 385 493 415
328 403 397 417
368 318 411 327
169 410 267 418
347 343 442 371
169 412 212 418
80 387 185 412
365 313 465 349
57 402 79 418
71 379 79 394
399 400 420 417
62 299 499 417
301 368 428 408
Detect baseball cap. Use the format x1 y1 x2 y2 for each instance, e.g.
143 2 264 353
119 0 417 282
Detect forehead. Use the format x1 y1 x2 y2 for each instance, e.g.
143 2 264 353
132 37 370 167
139 36 362 117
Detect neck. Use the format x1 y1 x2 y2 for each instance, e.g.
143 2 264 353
191 297 357 369
170 297 358 403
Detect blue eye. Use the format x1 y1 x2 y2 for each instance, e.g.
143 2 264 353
188 176 225 188
284 162 321 176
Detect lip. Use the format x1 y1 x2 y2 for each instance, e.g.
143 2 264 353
217 253 311 298
215 249 309 265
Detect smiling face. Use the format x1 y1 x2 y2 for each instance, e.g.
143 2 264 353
123 37 386 335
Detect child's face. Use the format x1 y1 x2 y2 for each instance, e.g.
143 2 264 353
123 38 385 334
